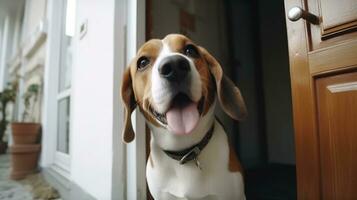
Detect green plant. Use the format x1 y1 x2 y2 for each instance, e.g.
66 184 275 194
0 82 41 144
22 84 40 122
0 83 17 144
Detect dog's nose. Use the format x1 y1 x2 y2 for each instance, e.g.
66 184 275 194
159 55 190 81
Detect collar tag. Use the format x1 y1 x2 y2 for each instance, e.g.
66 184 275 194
179 146 201 165
163 124 214 165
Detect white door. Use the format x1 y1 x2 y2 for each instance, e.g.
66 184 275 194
41 0 76 177
125 0 148 199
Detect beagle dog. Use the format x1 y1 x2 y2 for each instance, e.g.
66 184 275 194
121 34 247 200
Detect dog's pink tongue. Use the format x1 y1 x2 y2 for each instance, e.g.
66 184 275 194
166 102 199 135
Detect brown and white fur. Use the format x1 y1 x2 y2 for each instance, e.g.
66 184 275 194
121 34 247 200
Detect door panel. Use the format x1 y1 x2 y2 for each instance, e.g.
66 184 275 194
284 1 321 198
316 71 357 200
284 0 357 199
308 0 357 49
309 40 357 75
319 0 357 35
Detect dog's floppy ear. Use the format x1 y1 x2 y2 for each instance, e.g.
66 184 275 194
121 67 136 143
199 47 247 120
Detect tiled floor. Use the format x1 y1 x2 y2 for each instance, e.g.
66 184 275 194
0 154 33 200
0 154 60 200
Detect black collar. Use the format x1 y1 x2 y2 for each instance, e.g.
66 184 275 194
163 125 215 165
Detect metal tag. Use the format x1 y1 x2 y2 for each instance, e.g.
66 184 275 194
179 147 201 165
194 157 202 170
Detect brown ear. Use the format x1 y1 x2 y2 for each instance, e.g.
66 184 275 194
121 67 136 143
200 47 247 120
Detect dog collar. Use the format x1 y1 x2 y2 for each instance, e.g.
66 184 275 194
163 125 214 165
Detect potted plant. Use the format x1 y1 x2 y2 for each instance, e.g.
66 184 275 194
10 83 42 180
11 84 41 144
0 84 17 154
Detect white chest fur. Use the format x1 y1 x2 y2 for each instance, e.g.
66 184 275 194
146 121 245 200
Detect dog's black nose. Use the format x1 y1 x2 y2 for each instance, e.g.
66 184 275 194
159 55 190 81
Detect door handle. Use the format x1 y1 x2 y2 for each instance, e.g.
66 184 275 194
288 7 320 25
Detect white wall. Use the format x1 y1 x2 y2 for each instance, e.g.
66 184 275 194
0 16 10 90
70 0 117 199
20 7 46 122
0 13 17 90
0 0 25 90
24 0 46 35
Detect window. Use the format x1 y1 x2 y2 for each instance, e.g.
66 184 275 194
55 0 75 165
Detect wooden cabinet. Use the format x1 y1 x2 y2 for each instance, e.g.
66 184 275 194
284 0 357 199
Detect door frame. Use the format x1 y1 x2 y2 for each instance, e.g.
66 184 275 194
42 0 72 177
124 0 148 199
284 0 321 199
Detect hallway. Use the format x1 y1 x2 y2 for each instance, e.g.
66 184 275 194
0 154 60 200
0 154 32 200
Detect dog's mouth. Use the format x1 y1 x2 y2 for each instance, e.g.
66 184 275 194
149 93 204 135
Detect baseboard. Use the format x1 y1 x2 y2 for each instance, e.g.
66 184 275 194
69 181 96 200
43 166 71 199
43 166 96 200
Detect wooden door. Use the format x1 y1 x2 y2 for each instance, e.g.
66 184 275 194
284 0 357 199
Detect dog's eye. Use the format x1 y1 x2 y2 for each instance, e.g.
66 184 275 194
184 44 199 58
137 57 150 71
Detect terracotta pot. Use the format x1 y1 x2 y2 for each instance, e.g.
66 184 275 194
0 141 7 154
11 123 41 145
10 144 41 180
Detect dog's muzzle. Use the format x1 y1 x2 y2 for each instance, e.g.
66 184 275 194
158 55 190 82
151 54 203 135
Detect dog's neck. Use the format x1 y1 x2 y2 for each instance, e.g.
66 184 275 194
148 102 216 151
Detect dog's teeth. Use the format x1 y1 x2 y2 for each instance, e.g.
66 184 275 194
149 106 167 125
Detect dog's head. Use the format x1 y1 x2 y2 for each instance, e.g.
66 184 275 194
121 34 247 143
